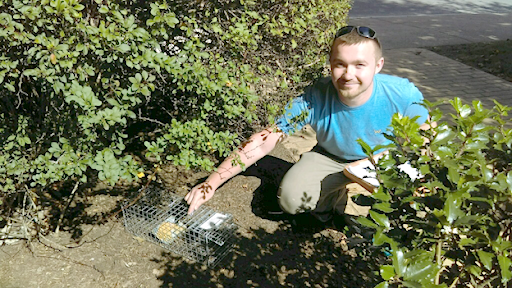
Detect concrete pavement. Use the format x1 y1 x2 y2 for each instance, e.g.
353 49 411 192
349 11 512 49
348 0 512 109
351 12 512 49
349 0 512 18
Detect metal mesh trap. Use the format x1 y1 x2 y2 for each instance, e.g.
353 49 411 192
122 187 238 267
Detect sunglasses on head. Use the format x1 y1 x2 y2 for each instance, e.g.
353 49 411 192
335 26 377 40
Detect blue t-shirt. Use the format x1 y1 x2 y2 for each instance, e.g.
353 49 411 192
275 74 429 160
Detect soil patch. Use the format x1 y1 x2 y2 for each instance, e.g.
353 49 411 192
0 144 383 288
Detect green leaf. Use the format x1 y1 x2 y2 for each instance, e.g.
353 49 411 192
392 248 407 277
477 250 495 270
372 188 391 202
357 216 379 229
373 229 395 246
5 82 15 92
118 44 131 53
4 142 14 150
401 281 423 288
506 171 512 191
291 39 297 49
444 193 464 224
459 237 476 248
453 215 483 226
469 230 490 242
458 105 471 117
357 138 374 155
468 265 482 277
404 261 438 286
373 202 395 213
380 265 395 281
370 210 390 229
375 281 389 288
99 6 109 13
435 146 454 159
492 240 512 254
431 125 456 145
447 165 460 184
498 255 512 283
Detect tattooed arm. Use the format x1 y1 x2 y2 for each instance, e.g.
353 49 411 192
185 126 286 214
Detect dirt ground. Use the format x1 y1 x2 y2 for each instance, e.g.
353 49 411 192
0 135 383 288
1 40 511 288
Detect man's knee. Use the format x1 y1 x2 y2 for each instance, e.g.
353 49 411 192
276 151 324 214
277 194 297 214
278 186 316 214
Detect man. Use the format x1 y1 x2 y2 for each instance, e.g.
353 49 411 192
185 26 429 224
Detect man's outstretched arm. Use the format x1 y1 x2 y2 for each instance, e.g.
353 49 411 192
185 126 285 214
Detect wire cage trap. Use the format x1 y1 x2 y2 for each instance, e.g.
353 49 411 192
122 187 238 267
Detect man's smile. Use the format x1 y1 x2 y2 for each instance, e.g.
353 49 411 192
339 80 359 88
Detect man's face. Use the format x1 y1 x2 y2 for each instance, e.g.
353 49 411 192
329 39 384 106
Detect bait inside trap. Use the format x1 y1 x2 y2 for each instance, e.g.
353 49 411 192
122 188 238 267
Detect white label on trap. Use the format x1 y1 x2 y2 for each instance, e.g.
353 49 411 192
200 213 228 230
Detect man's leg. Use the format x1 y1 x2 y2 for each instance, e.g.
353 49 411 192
277 149 353 220
341 186 372 216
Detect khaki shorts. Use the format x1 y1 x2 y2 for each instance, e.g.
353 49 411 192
277 147 371 219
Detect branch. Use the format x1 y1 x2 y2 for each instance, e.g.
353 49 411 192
448 275 459 288
435 238 443 285
55 181 80 234
138 109 166 126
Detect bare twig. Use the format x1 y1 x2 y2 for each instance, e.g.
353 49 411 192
297 58 322 69
20 190 32 241
448 275 459 288
137 109 166 126
55 181 80 234
38 234 68 251
24 185 38 210
434 239 443 285
36 253 105 280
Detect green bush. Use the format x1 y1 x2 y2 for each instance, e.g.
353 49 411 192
0 0 350 230
358 98 512 287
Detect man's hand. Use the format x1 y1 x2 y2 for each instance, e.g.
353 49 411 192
185 182 215 214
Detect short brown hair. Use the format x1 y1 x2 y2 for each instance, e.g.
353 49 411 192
330 29 383 60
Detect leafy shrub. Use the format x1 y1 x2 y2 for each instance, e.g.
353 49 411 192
0 0 350 233
358 98 512 287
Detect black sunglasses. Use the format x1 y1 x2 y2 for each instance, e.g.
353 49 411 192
335 26 377 40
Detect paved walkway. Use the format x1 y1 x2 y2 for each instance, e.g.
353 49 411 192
349 0 512 17
349 1 512 110
382 48 512 110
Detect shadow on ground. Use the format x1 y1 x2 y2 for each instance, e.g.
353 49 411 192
148 154 384 288
152 224 383 288
244 155 294 220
